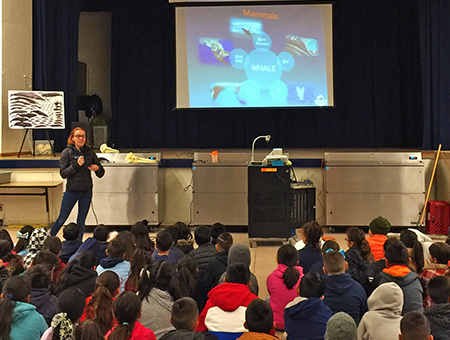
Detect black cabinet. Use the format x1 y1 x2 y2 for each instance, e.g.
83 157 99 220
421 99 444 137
248 165 315 239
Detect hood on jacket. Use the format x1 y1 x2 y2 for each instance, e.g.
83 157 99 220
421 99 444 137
215 251 228 266
149 288 174 311
272 263 303 281
99 256 125 268
284 297 327 320
424 303 450 329
380 268 418 287
66 264 97 285
323 273 355 295
28 228 49 251
12 301 38 324
208 283 255 312
368 282 403 315
228 244 251 267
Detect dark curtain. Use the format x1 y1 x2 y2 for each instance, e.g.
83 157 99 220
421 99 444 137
34 0 431 150
419 0 450 150
111 0 423 149
33 0 81 151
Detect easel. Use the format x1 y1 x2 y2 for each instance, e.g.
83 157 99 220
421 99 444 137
18 129 56 158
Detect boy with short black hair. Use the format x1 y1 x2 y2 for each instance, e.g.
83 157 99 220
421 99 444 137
60 223 82 263
204 232 233 289
322 250 367 324
197 263 258 339
190 226 217 278
210 223 226 246
309 240 340 276
69 224 109 262
424 275 450 340
96 238 130 292
379 240 423 314
152 229 184 264
284 271 332 340
399 311 433 340
159 297 218 340
236 299 277 340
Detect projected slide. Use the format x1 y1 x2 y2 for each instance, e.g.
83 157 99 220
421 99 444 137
176 4 333 108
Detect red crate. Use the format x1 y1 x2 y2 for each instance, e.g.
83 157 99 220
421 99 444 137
426 201 450 235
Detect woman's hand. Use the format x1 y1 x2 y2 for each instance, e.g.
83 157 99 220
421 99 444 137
88 164 99 172
77 156 85 166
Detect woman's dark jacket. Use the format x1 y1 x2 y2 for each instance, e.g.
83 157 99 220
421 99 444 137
60 144 104 191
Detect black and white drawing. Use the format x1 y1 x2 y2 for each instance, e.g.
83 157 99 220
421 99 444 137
8 91 65 129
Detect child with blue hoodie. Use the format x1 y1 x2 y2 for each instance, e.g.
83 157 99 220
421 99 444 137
322 251 367 324
284 272 332 340
96 238 130 292
0 275 48 340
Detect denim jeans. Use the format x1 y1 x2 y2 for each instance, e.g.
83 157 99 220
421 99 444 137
50 190 92 238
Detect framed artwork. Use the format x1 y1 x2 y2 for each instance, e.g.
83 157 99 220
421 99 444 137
9 91 65 129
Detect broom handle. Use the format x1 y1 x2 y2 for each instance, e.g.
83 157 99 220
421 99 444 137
419 144 442 225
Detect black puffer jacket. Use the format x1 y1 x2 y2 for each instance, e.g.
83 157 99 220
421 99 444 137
60 144 104 191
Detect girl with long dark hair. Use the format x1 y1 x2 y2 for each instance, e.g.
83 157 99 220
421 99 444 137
0 276 47 340
400 229 425 275
345 227 374 282
267 244 304 331
106 291 156 340
138 261 179 339
298 221 324 274
81 271 120 335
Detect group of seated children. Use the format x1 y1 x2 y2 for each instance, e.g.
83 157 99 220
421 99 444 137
1 216 450 340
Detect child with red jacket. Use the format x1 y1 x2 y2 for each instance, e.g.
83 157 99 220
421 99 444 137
196 263 258 340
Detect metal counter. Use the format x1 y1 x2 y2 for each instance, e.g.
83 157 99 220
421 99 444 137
325 152 425 227
192 152 267 226
67 153 164 226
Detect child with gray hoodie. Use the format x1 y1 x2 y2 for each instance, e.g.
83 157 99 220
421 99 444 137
357 282 403 340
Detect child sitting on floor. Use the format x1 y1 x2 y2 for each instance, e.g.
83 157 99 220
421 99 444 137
237 299 278 340
266 244 304 331
399 311 433 340
322 250 367 324
60 223 82 263
424 275 450 340
160 297 218 340
284 272 332 340
105 291 157 340
97 238 130 292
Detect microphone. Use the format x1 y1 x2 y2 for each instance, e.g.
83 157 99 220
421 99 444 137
250 135 272 164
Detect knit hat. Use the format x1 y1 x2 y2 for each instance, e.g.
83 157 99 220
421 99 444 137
369 216 391 235
227 244 251 268
324 312 357 340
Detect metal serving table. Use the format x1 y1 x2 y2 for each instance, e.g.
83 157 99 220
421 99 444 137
192 152 266 226
67 153 164 226
325 152 425 228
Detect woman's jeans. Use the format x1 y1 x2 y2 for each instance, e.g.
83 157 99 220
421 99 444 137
50 190 92 238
